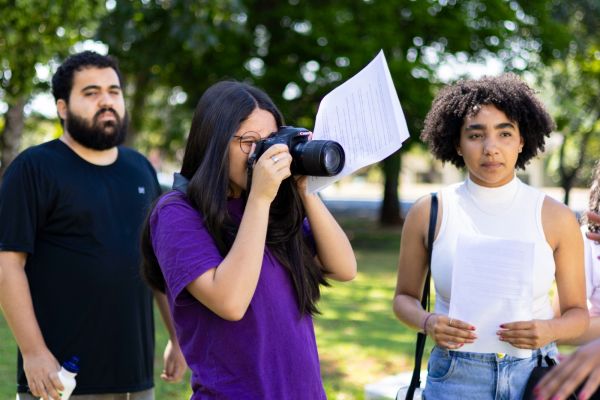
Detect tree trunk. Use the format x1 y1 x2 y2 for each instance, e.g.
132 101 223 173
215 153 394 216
558 127 594 205
0 97 27 181
379 151 403 226
124 72 150 148
563 181 572 206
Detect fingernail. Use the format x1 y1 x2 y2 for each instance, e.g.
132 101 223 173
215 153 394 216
500 324 505 328
579 391 589 400
470 326 476 330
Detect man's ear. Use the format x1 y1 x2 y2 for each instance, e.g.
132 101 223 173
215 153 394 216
56 99 68 120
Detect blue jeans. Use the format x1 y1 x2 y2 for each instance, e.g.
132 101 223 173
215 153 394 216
423 343 558 400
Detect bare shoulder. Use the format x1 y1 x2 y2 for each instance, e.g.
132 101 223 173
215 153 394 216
406 194 436 222
542 196 579 226
404 193 443 238
542 195 580 246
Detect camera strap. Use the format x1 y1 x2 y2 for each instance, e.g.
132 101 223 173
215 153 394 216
172 172 189 194
246 154 258 191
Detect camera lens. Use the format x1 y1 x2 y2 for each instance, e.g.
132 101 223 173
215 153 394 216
323 146 342 173
294 140 345 176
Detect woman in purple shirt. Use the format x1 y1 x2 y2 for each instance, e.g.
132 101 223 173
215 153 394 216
141 81 357 399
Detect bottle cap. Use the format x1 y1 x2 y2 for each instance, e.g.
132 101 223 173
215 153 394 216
63 356 80 373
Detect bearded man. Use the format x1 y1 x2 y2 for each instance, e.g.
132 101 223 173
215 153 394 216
0 51 186 400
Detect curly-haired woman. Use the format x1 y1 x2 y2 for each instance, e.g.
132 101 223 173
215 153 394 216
393 74 588 399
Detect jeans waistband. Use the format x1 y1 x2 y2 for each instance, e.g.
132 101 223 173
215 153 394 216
434 342 557 362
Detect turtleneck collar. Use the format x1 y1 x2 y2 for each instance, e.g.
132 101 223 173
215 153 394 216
465 174 520 215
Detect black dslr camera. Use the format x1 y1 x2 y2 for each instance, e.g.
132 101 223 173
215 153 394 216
248 126 345 176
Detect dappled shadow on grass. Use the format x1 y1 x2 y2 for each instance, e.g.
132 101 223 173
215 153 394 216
316 214 426 399
315 218 431 399
316 273 419 363
338 215 402 254
153 309 193 399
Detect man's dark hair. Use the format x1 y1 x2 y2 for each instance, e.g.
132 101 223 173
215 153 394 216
420 73 555 169
51 51 123 104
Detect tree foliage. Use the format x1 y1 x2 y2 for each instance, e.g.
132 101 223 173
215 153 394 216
1 0 587 218
95 0 574 223
0 0 105 178
539 0 600 204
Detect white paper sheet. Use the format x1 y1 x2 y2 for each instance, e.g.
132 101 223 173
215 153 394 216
307 50 410 193
448 233 535 358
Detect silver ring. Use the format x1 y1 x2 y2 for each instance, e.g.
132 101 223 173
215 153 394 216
448 318 454 327
271 155 279 163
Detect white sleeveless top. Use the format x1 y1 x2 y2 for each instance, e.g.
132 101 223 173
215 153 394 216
582 226 600 316
432 176 555 320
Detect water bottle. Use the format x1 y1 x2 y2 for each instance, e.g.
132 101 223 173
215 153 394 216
55 356 79 399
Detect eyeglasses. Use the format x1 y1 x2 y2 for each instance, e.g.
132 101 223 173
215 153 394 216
233 131 263 154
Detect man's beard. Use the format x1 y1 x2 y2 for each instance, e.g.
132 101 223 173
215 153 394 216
65 107 129 150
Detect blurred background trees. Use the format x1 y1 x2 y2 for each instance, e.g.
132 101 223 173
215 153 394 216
1 0 599 221
0 0 106 177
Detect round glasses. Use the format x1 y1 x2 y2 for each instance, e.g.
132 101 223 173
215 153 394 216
233 131 263 154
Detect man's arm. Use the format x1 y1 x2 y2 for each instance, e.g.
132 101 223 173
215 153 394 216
0 251 63 399
153 290 187 382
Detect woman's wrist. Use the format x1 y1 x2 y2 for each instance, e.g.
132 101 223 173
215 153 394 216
422 313 436 335
299 190 320 205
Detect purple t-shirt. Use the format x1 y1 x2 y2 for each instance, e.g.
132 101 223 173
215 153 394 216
150 191 326 400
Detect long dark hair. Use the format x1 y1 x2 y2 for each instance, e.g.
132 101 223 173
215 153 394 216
141 81 328 315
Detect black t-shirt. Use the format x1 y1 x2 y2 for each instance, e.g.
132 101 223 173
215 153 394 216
0 140 161 394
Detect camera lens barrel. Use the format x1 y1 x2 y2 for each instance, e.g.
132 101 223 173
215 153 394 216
293 140 345 176
248 126 345 177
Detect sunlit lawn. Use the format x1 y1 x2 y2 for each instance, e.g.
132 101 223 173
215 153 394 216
0 216 417 399
316 217 415 399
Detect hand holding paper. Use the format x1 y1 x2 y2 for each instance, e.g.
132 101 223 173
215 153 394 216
307 50 410 193
425 313 478 350
449 233 535 358
497 318 556 350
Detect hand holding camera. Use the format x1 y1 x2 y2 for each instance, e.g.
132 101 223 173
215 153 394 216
249 144 292 204
248 126 345 177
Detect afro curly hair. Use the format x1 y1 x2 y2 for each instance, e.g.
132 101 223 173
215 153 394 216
420 73 555 169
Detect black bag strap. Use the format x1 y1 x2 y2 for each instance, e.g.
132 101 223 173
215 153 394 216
404 193 438 400
536 354 557 368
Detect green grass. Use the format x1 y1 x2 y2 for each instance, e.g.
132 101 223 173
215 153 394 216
0 216 414 399
317 218 414 399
